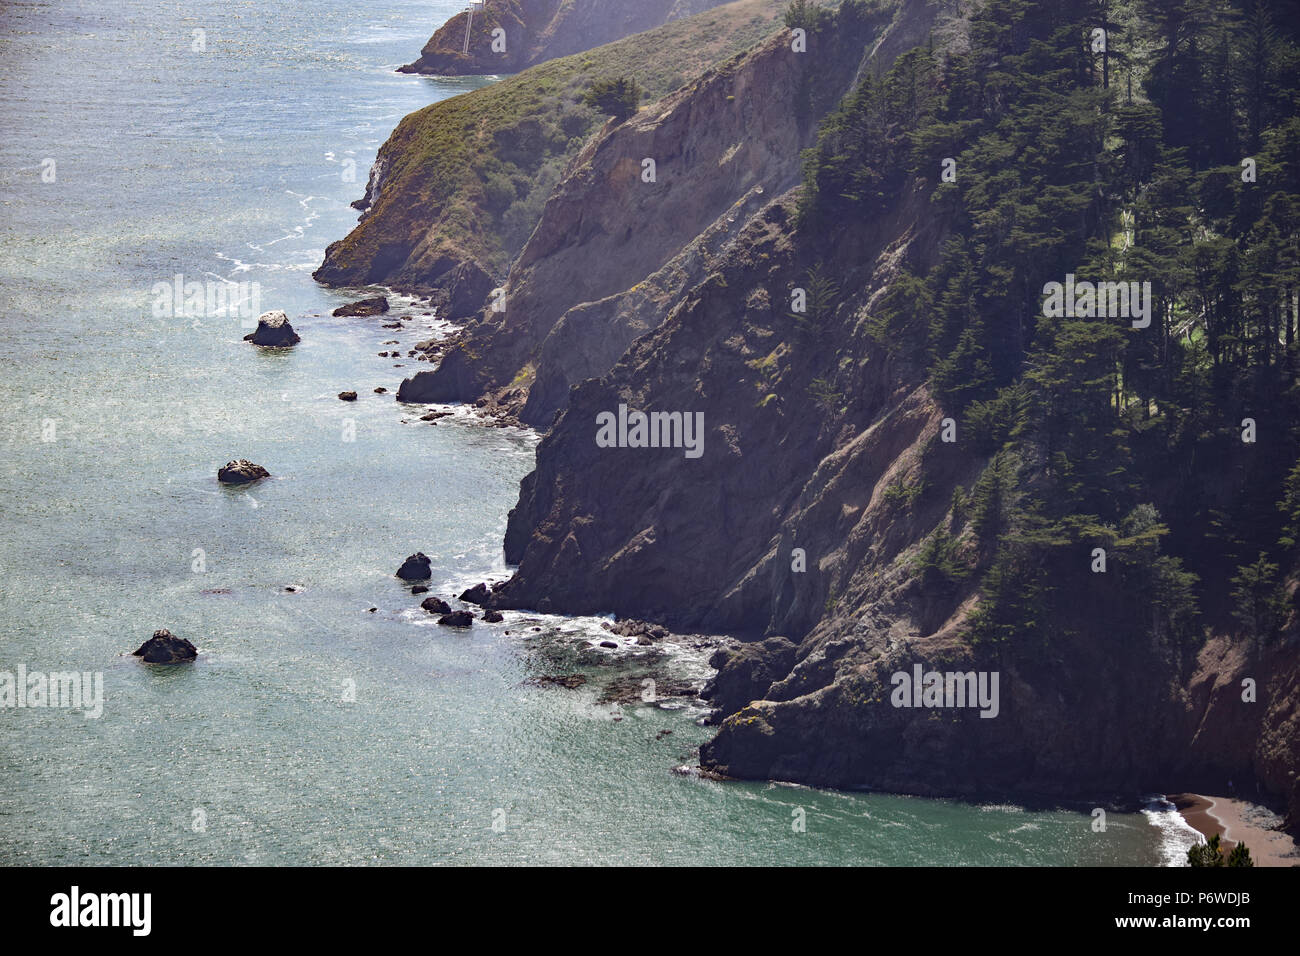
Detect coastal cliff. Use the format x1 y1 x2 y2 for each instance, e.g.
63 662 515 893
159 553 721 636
396 0 901 418
314 0 793 318
323 0 1300 834
399 0 732 77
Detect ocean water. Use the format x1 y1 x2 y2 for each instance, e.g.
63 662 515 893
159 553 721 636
0 0 1180 865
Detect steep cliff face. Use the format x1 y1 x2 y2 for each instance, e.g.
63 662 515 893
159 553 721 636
397 2 901 418
400 0 731 77
701 593 1300 821
457 0 1300 831
315 0 792 318
488 100 956 618
488 172 1300 823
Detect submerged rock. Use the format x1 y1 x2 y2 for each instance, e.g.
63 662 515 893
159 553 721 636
395 552 432 580
420 596 452 614
217 459 269 484
243 310 300 347
603 619 669 644
438 610 474 628
132 629 197 664
332 296 389 317
525 674 587 689
599 675 699 706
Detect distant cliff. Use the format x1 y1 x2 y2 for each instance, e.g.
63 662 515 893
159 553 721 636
399 0 732 77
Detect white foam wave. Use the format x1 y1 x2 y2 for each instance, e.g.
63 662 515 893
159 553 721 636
1141 794 1200 867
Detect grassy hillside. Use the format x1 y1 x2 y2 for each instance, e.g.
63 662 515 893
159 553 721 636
315 0 803 298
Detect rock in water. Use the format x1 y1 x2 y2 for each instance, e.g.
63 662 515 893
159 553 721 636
481 609 504 623
420 596 451 614
332 296 389 317
458 582 491 606
132 629 197 664
217 459 270 484
338 391 358 401
395 552 432 580
243 310 301 347
438 610 474 628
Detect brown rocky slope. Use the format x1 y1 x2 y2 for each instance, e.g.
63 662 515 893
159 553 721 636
396 0 905 420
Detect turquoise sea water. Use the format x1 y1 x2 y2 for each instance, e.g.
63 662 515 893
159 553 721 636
0 0 1181 865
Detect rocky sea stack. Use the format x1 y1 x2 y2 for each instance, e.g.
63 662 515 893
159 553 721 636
132 629 197 664
395 552 432 580
217 459 269 485
243 310 300 347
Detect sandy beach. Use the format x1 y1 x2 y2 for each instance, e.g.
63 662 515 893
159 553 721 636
1169 793 1300 867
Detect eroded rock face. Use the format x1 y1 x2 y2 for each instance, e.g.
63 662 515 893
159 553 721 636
402 21 879 423
396 552 432 580
217 459 270 485
702 637 797 724
132 629 197 664
333 296 389 317
243 310 300 347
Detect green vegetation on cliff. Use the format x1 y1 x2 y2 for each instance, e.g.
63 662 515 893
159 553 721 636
797 0 1300 655
316 0 798 297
